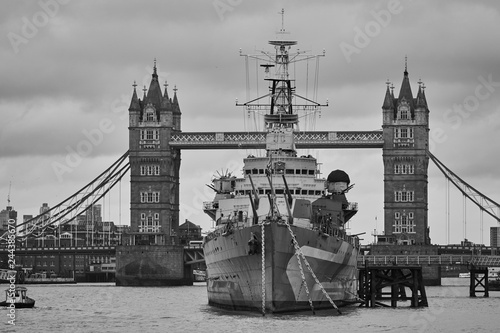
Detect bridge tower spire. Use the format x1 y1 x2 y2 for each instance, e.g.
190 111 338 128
381 64 430 245
127 63 181 246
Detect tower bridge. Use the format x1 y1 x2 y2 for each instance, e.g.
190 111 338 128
2 61 500 287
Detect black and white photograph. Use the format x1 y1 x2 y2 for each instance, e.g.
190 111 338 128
1 1 500 332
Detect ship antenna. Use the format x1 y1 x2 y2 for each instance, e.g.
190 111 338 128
280 8 285 32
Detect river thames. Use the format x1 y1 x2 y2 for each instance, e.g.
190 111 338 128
1 278 498 333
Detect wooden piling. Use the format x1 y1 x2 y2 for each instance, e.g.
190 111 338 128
358 266 428 308
469 265 489 297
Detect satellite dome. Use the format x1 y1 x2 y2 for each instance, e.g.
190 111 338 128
327 169 350 185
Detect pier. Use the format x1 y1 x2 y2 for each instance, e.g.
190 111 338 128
358 266 427 308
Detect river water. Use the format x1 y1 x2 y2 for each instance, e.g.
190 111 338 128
1 278 497 333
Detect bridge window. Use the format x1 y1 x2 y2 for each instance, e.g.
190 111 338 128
400 107 409 120
394 191 414 202
139 212 161 233
394 128 414 139
147 112 155 122
140 165 160 176
140 192 160 203
140 130 159 140
286 169 294 174
308 170 315 175
396 164 414 174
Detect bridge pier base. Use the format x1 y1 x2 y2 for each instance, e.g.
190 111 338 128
358 266 428 308
469 266 489 297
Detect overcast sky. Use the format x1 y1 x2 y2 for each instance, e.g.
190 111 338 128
1 0 499 246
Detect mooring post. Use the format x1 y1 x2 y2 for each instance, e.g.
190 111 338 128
370 268 376 308
391 271 398 308
469 265 489 298
418 268 428 306
470 266 475 297
411 268 419 307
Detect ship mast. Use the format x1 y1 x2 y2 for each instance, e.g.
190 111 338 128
237 10 327 158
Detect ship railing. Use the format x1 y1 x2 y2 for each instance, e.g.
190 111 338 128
358 254 474 267
203 201 218 210
311 224 359 246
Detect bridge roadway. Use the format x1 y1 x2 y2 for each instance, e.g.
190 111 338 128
358 254 500 268
169 131 384 150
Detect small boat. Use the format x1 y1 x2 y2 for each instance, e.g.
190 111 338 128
0 286 35 308
193 269 207 282
489 271 500 291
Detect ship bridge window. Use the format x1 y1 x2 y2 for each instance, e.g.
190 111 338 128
286 169 294 174
265 189 271 194
301 169 308 175
259 169 264 174
259 189 264 194
301 190 308 195
296 169 301 174
275 189 284 194
308 190 315 195
315 190 322 195
252 169 258 174
245 170 251 175
308 170 315 175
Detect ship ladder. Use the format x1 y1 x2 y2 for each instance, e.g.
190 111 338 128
283 218 342 315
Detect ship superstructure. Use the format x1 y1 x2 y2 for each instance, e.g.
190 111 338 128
203 19 360 314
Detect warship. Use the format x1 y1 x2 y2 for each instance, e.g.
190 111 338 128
202 22 360 314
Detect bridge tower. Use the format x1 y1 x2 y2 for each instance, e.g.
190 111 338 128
381 65 430 245
127 63 181 245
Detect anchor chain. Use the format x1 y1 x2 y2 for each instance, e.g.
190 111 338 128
294 244 315 314
260 221 266 316
283 218 342 315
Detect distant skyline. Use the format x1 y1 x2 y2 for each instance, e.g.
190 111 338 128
1 0 499 245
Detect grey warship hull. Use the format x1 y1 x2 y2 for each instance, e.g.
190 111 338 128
204 223 358 313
